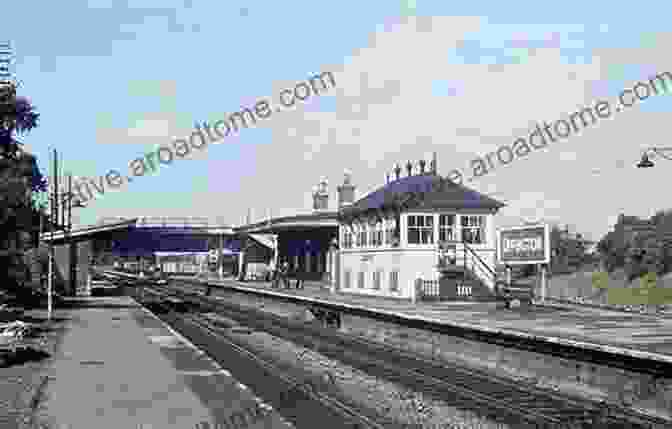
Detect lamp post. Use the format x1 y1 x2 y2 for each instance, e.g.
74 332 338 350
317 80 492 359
636 147 672 168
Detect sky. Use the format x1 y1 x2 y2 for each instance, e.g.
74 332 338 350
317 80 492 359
6 1 672 242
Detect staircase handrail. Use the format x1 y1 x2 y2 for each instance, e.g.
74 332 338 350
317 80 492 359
461 240 497 282
469 256 496 286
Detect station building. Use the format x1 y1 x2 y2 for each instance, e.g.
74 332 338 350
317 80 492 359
42 217 235 295
235 179 339 282
42 155 507 301
235 155 507 301
335 158 505 300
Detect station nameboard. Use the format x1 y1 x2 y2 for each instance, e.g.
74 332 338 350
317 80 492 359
497 224 550 265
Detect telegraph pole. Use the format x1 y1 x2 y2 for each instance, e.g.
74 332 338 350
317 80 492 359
66 174 73 295
47 149 62 320
47 149 55 320
218 233 224 279
60 171 66 229
0 41 12 86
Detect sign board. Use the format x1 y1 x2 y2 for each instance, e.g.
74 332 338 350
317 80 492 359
497 224 550 265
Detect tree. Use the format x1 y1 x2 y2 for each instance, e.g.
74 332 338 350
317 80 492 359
0 81 44 296
550 224 590 274
653 209 672 273
597 230 629 273
625 232 664 281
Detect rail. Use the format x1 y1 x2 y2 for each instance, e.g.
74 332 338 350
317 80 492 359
140 286 393 428
140 283 665 429
102 270 672 378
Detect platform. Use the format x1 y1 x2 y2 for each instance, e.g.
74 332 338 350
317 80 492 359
170 275 672 366
34 295 291 429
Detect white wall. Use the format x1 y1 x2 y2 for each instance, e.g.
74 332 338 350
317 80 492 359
337 209 499 298
339 248 438 299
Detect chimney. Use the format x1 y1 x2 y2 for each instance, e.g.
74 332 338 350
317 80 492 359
393 164 401 180
406 161 413 177
419 159 426 174
337 170 356 209
312 178 329 212
431 152 437 175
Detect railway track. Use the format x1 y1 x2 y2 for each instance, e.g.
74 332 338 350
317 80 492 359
149 283 660 429
106 273 668 428
137 286 396 429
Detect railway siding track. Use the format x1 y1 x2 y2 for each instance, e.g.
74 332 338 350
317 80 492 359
105 273 670 428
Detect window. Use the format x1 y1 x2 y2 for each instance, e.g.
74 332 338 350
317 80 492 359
389 270 399 292
407 215 434 244
385 218 396 245
358 271 365 288
357 226 367 247
373 270 382 290
461 215 486 244
344 270 351 289
439 214 456 242
371 221 383 246
342 231 353 249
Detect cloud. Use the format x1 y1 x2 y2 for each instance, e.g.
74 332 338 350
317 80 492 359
127 79 177 99
95 112 192 147
224 16 603 220
88 16 672 241
127 118 173 138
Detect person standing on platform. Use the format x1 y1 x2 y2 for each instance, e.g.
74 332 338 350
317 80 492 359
238 253 247 282
280 261 290 289
268 259 277 287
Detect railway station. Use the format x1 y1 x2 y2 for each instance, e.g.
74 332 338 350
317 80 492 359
38 156 672 427
98 266 672 427
43 153 509 301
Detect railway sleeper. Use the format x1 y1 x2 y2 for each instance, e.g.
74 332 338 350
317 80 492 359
155 287 661 429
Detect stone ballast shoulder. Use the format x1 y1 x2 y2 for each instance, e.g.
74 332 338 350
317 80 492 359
170 274 672 369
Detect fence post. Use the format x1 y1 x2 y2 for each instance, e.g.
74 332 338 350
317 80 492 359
413 278 421 304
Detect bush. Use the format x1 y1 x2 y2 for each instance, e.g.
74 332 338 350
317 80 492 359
640 271 658 289
625 247 663 282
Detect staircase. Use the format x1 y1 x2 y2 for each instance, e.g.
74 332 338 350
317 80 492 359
459 268 498 301
493 265 535 303
418 241 536 303
456 244 499 301
422 241 499 302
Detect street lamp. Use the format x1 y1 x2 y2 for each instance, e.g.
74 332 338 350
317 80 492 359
636 147 672 168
